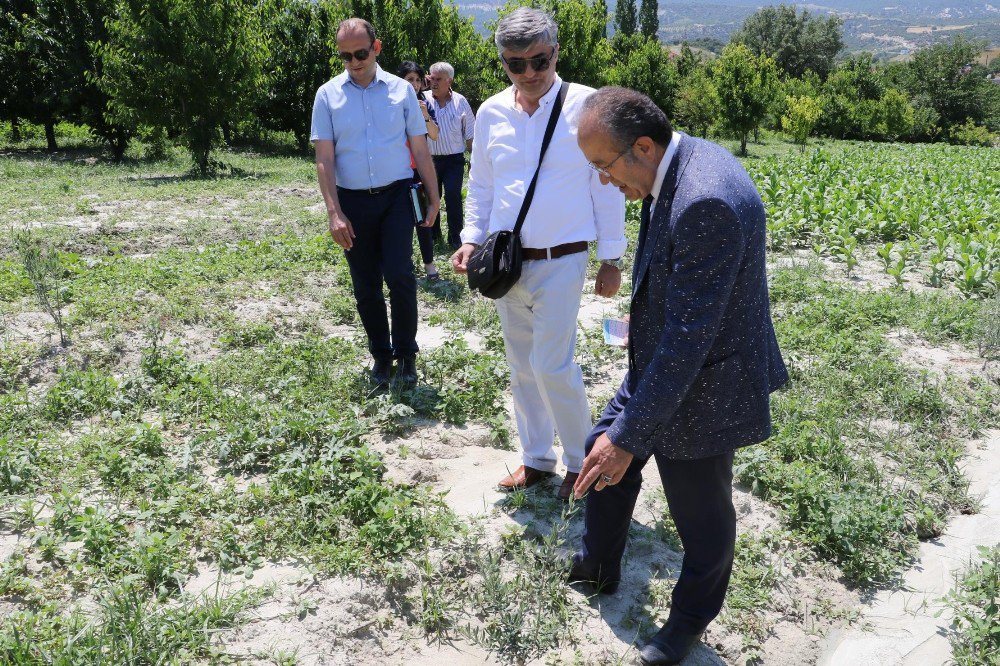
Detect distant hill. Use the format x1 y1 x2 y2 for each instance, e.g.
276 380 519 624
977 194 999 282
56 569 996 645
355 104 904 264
453 0 1000 60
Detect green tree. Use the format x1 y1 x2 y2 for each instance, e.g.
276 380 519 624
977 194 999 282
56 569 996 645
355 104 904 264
637 0 657 39
354 0 501 108
258 0 345 151
781 94 822 149
613 0 636 37
547 0 612 89
906 36 1000 133
675 43 701 79
949 118 995 146
1 0 61 149
674 67 719 138
99 0 268 174
880 88 914 140
713 42 780 155
445 14 506 109
818 54 885 139
0 1 31 142
731 3 843 80
605 35 678 118
33 0 132 158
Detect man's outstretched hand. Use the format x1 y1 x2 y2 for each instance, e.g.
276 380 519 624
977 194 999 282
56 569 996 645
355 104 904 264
574 433 633 499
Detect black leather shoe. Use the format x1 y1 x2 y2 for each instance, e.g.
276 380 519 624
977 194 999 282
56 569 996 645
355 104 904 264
638 622 703 665
371 358 392 387
566 553 620 595
396 356 417 387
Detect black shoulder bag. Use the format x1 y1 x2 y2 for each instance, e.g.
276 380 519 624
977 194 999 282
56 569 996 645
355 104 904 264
467 82 569 299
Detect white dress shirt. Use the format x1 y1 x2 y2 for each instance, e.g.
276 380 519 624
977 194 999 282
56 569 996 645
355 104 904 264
462 76 626 260
425 90 475 156
650 132 682 213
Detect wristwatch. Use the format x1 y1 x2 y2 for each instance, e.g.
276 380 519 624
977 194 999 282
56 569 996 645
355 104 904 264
601 257 625 270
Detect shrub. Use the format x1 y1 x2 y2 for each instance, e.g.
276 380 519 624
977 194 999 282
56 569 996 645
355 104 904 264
949 119 996 147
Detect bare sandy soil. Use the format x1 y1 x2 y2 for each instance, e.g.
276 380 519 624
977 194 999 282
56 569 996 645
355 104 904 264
4 202 997 665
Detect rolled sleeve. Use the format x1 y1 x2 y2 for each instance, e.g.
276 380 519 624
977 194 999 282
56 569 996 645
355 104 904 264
606 198 745 458
591 168 627 260
310 88 333 142
461 113 493 246
404 86 428 138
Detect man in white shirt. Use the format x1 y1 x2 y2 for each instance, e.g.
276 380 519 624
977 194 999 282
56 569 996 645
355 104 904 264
451 7 626 501
425 62 475 250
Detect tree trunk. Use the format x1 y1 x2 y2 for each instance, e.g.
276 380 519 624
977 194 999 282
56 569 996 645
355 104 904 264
753 126 760 144
197 148 210 176
740 133 748 156
222 123 232 145
45 122 57 151
10 117 20 143
111 134 127 162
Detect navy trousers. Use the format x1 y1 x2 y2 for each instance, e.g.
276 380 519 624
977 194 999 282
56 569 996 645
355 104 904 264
579 379 737 635
337 183 419 361
432 153 465 249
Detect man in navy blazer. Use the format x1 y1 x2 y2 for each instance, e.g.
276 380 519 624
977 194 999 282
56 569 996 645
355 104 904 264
570 87 788 665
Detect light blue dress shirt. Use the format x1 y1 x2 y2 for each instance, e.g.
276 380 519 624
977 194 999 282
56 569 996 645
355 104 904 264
311 65 427 191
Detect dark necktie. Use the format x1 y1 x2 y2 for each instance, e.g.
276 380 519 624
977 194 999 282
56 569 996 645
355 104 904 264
635 194 654 269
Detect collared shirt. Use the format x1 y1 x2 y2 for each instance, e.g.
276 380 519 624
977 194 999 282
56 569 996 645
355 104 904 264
424 90 475 156
310 65 426 190
650 132 682 212
462 76 626 260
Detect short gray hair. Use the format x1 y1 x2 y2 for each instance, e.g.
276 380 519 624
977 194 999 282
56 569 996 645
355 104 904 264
495 7 558 54
430 62 455 79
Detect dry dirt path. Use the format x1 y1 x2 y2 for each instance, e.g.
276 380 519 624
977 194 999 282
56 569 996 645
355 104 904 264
818 429 1000 666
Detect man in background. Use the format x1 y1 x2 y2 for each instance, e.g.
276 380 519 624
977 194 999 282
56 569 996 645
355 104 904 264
311 18 439 387
425 61 475 250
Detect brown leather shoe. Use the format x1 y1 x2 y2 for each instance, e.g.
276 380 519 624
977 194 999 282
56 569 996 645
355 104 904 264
557 472 580 501
497 465 553 492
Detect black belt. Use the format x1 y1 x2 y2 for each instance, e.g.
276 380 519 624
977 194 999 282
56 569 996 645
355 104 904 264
337 178 409 195
522 241 589 261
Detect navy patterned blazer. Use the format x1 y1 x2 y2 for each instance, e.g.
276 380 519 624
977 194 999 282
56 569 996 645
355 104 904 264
605 133 788 460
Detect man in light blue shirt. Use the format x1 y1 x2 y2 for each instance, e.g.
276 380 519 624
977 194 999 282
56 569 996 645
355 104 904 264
311 18 440 387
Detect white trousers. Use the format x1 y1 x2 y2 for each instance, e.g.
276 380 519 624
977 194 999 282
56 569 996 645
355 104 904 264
495 252 591 474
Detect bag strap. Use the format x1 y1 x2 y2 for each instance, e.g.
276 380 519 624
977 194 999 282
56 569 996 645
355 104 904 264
512 81 570 237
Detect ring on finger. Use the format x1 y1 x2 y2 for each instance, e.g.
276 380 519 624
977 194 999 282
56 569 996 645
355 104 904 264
601 473 614 484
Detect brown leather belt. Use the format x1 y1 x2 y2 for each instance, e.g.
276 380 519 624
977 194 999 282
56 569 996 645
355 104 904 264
522 241 588 261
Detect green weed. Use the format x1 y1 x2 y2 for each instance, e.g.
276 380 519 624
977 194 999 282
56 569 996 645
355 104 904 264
942 545 1000 666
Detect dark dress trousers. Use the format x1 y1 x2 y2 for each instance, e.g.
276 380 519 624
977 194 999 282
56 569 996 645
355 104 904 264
337 182 419 361
579 134 788 635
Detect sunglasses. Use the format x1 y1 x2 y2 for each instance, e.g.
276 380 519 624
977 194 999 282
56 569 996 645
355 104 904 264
338 44 374 63
501 48 555 75
588 143 634 177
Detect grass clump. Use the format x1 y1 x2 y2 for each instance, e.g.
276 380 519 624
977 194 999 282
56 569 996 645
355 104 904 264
0 582 257 663
943 545 1000 666
736 265 998 586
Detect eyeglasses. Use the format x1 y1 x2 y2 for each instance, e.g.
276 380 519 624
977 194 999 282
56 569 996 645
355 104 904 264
338 44 374 63
500 48 556 75
588 144 634 177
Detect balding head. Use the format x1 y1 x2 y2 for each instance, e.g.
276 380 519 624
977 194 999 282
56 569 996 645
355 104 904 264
577 87 671 201
580 87 672 152
337 18 375 44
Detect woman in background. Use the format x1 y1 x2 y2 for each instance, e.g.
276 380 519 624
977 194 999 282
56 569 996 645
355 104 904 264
397 61 441 281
